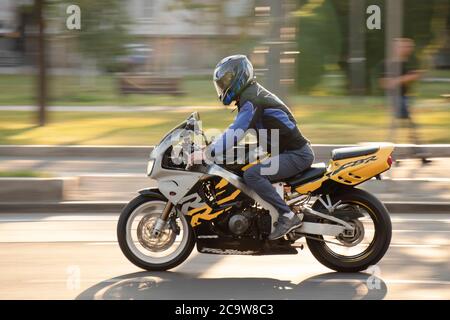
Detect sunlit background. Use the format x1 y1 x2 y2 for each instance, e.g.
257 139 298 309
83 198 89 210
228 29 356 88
0 1 449 300
0 0 448 146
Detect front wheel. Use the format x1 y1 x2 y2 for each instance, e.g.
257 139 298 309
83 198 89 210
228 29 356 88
306 188 392 272
117 193 195 271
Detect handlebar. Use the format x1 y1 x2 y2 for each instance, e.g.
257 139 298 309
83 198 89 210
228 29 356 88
182 123 209 170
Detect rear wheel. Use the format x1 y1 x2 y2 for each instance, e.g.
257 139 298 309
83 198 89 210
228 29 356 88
306 188 392 272
117 193 195 271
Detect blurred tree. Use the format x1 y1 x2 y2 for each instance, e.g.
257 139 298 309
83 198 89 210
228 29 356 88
294 0 450 94
36 0 47 126
293 0 343 92
30 0 133 125
167 1 252 25
166 0 255 44
62 0 132 72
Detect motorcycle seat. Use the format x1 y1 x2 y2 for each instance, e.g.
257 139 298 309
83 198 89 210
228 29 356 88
331 145 379 161
284 163 327 187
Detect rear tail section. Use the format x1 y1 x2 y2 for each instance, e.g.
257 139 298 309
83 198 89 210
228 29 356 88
328 143 394 185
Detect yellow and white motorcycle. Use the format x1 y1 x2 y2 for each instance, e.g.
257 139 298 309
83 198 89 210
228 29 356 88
117 112 393 272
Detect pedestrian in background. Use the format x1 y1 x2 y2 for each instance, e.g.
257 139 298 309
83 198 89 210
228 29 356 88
378 38 431 164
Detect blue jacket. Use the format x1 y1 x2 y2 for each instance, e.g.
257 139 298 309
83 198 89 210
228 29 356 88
210 82 308 157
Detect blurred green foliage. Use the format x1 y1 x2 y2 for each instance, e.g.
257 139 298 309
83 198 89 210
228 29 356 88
0 170 51 178
1 101 448 144
0 73 448 106
55 0 133 72
294 0 343 92
294 0 450 93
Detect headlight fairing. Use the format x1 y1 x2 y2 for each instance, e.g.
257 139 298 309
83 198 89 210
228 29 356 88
146 159 155 176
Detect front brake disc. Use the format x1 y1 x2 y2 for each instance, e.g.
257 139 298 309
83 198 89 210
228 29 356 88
137 214 177 252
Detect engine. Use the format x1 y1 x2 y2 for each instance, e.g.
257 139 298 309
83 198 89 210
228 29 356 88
228 213 251 235
223 207 257 236
226 207 271 237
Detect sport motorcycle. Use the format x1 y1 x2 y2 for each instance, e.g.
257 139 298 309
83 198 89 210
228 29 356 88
117 112 393 272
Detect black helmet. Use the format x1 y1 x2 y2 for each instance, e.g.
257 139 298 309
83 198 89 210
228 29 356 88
213 55 254 105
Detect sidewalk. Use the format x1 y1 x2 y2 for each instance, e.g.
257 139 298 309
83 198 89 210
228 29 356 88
1 155 449 178
61 174 450 203
0 157 449 212
1 147 449 213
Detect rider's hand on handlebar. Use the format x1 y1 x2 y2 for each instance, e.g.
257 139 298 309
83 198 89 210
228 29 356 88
189 146 206 166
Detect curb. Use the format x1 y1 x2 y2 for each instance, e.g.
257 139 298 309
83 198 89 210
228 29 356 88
0 201 127 213
0 201 448 214
0 145 152 158
384 201 450 214
0 177 77 203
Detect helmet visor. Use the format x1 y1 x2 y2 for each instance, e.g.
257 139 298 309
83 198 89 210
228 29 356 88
213 68 234 100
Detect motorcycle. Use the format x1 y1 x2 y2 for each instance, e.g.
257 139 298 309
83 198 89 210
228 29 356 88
117 112 393 272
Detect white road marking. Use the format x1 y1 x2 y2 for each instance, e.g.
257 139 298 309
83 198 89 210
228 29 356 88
389 244 446 248
393 230 450 233
0 214 119 222
0 214 448 223
84 242 117 245
391 218 450 223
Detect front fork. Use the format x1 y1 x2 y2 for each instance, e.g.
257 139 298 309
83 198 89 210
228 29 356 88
151 202 174 237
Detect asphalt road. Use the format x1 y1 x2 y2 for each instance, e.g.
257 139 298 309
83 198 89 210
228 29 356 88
0 213 448 300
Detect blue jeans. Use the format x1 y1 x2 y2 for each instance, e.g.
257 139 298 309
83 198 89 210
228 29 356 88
396 96 410 119
243 143 315 215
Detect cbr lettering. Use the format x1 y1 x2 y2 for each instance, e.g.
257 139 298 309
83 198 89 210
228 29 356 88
333 155 377 175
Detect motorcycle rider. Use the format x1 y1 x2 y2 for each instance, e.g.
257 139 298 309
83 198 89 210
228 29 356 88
195 55 314 240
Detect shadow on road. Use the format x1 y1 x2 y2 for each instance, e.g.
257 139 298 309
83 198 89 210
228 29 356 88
76 271 387 300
